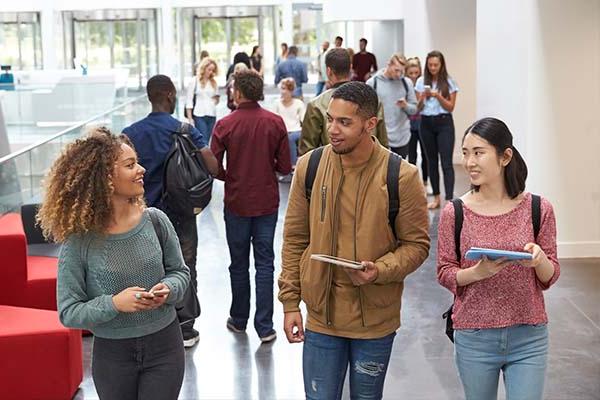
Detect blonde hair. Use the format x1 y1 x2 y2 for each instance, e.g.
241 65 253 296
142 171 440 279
389 53 407 66
406 59 422 77
233 62 249 74
197 57 218 89
37 127 142 242
279 77 296 92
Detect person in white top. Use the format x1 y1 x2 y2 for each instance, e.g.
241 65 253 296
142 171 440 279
185 57 220 143
273 77 306 173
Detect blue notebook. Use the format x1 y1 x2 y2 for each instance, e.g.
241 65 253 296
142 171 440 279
464 247 533 261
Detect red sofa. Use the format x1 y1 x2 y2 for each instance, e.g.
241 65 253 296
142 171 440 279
0 213 58 310
0 305 83 400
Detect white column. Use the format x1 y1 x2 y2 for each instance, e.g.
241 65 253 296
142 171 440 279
159 0 175 78
40 4 57 70
477 0 600 257
281 0 293 45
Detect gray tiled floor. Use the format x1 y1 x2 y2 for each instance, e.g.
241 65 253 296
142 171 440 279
73 169 600 400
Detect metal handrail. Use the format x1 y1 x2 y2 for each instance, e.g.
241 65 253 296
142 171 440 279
0 93 148 164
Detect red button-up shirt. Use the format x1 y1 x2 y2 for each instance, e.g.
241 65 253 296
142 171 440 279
210 101 292 217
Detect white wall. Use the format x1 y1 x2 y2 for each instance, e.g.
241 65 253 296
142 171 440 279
477 0 600 257
323 0 402 22
403 0 477 161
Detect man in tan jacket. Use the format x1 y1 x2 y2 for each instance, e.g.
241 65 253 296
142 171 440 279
278 82 430 399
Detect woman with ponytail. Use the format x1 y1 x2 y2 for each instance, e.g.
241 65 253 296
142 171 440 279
436 117 560 400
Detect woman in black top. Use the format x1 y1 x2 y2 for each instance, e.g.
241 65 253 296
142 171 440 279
250 46 264 78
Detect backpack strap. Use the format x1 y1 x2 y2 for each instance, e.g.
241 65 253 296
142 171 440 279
148 208 166 267
305 146 324 201
452 199 464 261
531 194 541 241
401 76 409 94
387 152 402 239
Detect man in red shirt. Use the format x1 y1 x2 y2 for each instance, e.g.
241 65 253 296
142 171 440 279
352 38 378 82
210 70 291 343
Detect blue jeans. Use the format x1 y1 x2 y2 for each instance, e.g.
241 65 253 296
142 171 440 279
315 81 326 96
193 115 216 144
419 114 455 200
288 130 301 166
303 329 396 400
223 209 277 337
455 324 549 400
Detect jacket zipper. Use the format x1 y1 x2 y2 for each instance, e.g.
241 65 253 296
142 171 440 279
320 186 327 222
355 171 366 328
326 172 345 326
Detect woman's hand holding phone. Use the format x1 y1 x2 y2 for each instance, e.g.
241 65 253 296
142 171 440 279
149 283 171 307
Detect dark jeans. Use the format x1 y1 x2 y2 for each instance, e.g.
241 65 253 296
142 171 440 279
390 144 410 159
224 208 277 337
193 115 216 144
92 318 185 400
408 128 428 183
303 329 396 400
165 210 198 334
419 114 455 200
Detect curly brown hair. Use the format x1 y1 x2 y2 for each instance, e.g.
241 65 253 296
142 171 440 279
37 126 140 242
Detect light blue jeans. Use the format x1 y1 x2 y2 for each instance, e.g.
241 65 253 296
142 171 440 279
288 130 301 166
454 324 549 400
302 329 396 400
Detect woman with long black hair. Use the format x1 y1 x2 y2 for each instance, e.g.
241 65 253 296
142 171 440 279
415 50 458 209
437 118 560 400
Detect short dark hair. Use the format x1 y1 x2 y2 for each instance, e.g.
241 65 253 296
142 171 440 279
233 70 264 102
463 117 528 198
288 45 298 56
359 38 367 45
331 82 378 120
146 74 175 103
335 36 343 42
325 48 351 76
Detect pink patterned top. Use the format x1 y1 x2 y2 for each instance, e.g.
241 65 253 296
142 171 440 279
437 192 560 329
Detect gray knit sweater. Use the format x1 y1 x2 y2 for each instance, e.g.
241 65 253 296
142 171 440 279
57 208 190 339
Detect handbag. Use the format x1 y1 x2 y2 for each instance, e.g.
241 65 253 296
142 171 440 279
148 208 201 324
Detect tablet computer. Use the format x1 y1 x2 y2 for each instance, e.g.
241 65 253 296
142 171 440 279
464 247 533 261
310 254 365 270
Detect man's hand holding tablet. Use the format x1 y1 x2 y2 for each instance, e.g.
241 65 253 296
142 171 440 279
310 254 378 286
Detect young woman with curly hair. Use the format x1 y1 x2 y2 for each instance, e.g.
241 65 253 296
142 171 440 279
37 127 190 400
185 57 220 143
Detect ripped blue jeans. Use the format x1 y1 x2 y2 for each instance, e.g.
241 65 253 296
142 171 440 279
302 329 396 400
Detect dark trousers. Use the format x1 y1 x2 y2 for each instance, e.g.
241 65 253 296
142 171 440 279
408 128 429 183
419 114 455 200
165 210 198 334
224 209 277 337
193 115 216 144
390 143 410 159
92 319 185 400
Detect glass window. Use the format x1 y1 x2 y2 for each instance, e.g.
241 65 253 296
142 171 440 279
0 12 42 70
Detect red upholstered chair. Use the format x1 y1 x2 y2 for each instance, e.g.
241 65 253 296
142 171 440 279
0 213 58 310
0 305 82 400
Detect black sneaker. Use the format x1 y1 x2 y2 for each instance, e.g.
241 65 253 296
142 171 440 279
226 317 246 333
182 328 200 348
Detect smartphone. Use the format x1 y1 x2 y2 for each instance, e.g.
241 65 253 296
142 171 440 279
423 85 431 91
150 288 170 296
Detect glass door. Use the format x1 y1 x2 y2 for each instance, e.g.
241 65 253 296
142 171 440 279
194 18 227 85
